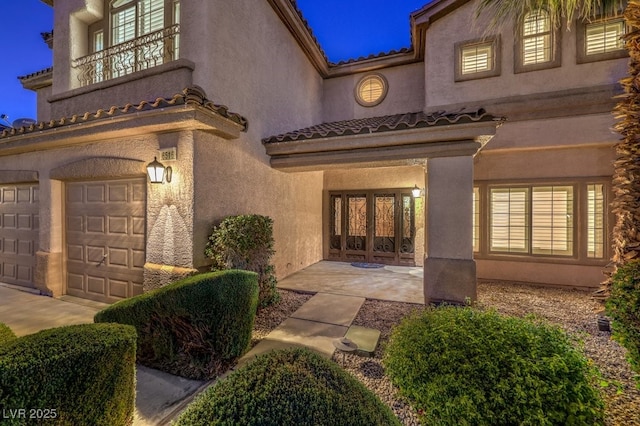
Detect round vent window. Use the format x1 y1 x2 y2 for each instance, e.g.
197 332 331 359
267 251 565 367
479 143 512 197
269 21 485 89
355 73 388 107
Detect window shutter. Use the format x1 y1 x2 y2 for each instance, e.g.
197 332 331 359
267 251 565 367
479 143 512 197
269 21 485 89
586 20 625 55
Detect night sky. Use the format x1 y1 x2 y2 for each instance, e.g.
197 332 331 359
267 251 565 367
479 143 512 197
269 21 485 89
0 0 429 123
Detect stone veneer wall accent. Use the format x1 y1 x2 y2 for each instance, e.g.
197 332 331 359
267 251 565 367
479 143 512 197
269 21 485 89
143 263 197 292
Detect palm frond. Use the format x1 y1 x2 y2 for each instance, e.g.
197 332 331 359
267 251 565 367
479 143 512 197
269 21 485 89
475 0 626 32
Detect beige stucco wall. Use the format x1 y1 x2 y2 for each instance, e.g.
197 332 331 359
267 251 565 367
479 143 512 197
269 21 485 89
193 133 323 278
322 62 425 122
323 166 425 266
475 113 617 180
186 0 326 279
424 0 627 109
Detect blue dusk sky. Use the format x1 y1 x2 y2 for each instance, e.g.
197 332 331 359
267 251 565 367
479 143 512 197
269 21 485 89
0 0 429 124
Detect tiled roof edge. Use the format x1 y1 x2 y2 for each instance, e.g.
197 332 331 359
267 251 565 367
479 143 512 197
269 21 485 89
18 67 53 82
0 85 248 139
329 48 414 67
289 0 330 64
262 109 502 144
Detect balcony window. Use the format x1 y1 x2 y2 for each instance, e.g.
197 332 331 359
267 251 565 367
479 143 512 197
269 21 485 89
74 0 180 86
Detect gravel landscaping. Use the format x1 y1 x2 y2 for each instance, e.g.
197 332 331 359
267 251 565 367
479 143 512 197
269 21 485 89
255 284 640 425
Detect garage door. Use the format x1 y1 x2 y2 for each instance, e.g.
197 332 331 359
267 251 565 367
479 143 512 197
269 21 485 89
0 183 39 289
66 178 145 303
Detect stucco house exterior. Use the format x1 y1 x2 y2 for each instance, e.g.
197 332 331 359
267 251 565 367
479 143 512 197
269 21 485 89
0 0 623 305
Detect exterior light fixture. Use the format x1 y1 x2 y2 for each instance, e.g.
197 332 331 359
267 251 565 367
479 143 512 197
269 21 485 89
412 185 422 198
147 157 172 183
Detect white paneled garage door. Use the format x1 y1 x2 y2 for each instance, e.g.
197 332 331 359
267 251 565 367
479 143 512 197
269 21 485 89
66 178 145 303
0 183 39 289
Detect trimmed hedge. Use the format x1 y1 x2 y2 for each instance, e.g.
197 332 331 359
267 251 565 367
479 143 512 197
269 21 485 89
384 306 604 425
0 322 16 345
0 323 136 426
607 259 640 387
174 348 401 426
95 270 259 379
205 214 280 307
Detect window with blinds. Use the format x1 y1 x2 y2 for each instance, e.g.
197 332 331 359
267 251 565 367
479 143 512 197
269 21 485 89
473 187 480 252
455 37 500 81
585 19 625 55
489 185 574 255
461 43 493 74
531 186 573 255
490 188 529 253
355 74 388 107
587 184 605 258
522 10 552 65
479 182 606 259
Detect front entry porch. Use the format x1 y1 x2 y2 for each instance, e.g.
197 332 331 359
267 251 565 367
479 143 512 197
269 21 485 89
277 260 424 304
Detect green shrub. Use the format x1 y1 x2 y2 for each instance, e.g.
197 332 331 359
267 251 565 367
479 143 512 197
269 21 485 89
607 259 640 388
0 322 16 345
175 348 400 426
95 270 258 380
384 306 604 426
0 323 136 426
205 214 279 307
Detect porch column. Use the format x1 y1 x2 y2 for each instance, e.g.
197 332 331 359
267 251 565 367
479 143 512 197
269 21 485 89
423 155 476 304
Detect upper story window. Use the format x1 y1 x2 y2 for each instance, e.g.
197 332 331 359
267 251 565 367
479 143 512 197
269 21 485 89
577 15 627 63
355 73 388 107
454 36 501 82
515 10 561 73
73 0 180 86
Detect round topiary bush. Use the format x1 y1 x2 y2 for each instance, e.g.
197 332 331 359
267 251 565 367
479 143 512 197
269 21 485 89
175 348 401 426
384 306 604 426
205 214 279 307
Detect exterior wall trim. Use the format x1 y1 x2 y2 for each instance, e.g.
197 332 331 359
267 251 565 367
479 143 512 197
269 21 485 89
0 170 39 184
49 59 196 104
50 157 146 181
429 84 620 122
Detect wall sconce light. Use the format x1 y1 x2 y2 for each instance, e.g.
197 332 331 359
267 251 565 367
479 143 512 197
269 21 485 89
147 157 172 184
412 184 423 198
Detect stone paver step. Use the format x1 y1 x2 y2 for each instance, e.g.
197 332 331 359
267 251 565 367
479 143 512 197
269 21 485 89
344 325 381 357
290 293 365 326
238 292 366 367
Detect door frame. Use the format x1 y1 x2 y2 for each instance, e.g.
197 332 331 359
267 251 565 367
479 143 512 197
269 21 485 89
326 188 416 266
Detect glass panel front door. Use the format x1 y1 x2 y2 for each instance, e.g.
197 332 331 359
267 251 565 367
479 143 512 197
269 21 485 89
328 189 415 266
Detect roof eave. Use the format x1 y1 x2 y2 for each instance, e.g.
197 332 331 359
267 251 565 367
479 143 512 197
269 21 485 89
267 0 426 78
19 68 53 91
0 104 243 157
265 120 501 172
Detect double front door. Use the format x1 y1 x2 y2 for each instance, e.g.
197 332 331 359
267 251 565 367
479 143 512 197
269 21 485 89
328 189 416 266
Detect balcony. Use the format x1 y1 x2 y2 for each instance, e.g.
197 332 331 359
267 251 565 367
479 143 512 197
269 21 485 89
73 24 180 87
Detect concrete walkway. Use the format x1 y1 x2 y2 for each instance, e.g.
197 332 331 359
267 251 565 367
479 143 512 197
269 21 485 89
277 261 424 304
238 292 365 367
0 284 205 426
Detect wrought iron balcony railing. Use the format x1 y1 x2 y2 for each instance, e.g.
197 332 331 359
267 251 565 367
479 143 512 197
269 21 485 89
72 24 180 87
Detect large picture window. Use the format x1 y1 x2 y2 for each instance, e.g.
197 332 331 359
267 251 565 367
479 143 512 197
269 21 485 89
473 181 607 261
